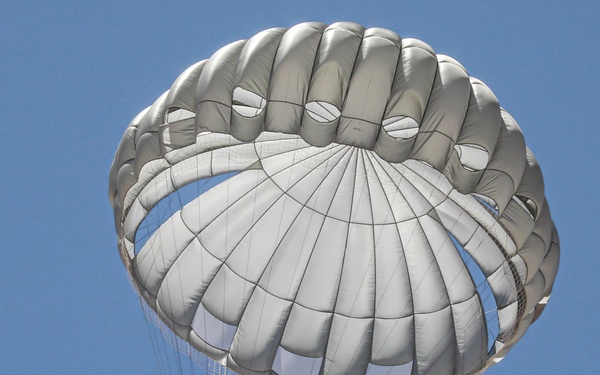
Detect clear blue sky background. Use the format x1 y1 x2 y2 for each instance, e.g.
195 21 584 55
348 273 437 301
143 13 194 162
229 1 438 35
1 1 598 374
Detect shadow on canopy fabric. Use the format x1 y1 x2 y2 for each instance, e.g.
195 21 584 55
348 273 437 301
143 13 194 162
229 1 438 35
109 22 559 375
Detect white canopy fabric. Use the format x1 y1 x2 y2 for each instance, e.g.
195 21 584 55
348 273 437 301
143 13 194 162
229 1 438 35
109 22 559 375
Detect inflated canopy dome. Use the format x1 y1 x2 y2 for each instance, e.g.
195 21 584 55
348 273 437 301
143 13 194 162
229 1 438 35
109 22 559 375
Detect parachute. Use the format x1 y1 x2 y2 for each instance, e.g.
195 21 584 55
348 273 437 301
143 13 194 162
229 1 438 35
109 22 559 375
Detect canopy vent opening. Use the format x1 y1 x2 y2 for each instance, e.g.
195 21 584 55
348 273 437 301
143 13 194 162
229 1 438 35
134 172 239 256
305 101 341 123
454 144 489 171
381 116 419 139
166 108 196 123
232 87 266 117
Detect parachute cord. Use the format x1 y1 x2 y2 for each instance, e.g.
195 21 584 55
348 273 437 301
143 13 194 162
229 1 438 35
168 180 183 375
171 171 183 375
172 172 199 375
138 296 166 375
146 178 185 375
225 145 231 372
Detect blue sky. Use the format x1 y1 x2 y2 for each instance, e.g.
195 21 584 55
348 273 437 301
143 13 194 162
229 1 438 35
1 1 598 374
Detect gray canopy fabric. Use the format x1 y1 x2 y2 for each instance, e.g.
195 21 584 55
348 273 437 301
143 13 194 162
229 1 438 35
109 22 559 375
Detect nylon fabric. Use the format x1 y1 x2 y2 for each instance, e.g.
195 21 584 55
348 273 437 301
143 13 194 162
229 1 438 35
110 22 560 375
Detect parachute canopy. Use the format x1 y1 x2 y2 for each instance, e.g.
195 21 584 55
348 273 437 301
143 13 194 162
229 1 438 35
109 22 559 375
